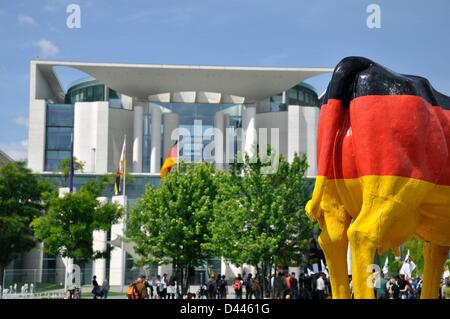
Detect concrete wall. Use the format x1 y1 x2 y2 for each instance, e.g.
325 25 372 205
73 102 109 174
108 108 133 173
27 99 47 172
287 105 319 177
255 111 288 159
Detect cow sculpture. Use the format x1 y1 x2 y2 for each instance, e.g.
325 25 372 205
306 56 450 299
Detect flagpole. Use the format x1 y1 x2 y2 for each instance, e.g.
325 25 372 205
121 134 127 292
123 134 126 198
177 132 180 170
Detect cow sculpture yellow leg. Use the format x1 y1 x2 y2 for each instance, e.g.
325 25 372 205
315 181 352 299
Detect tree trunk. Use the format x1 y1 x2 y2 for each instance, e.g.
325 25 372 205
0 264 4 299
179 264 184 298
183 264 190 295
261 262 267 299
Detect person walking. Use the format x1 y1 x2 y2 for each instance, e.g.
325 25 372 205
145 275 154 299
253 274 262 299
290 272 298 299
207 275 217 299
388 277 400 299
101 279 110 299
284 273 291 299
167 274 176 299
274 272 284 299
127 274 149 299
375 272 388 299
218 275 228 299
233 274 244 299
244 273 254 299
316 273 326 299
91 276 101 299
155 275 164 299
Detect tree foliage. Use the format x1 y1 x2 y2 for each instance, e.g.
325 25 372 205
31 175 123 263
203 151 314 290
59 157 84 187
0 162 55 295
128 162 219 294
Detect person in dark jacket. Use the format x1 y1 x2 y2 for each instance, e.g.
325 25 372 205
290 272 299 299
92 276 101 299
218 275 228 299
206 275 217 299
244 273 254 299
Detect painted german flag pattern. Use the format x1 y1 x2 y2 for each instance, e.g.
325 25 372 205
306 57 450 247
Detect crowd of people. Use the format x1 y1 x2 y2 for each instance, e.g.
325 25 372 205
123 271 334 300
373 272 450 299
119 270 450 299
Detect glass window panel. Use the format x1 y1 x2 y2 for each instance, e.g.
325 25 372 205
46 127 72 150
45 150 71 171
94 85 105 101
86 86 93 100
47 104 74 127
298 90 305 103
288 89 298 100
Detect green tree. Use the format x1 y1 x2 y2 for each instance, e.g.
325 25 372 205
203 151 314 296
402 237 424 276
31 175 123 264
379 237 424 277
58 157 84 187
0 162 55 297
128 162 219 295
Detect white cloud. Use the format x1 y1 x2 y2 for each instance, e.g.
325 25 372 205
33 39 60 57
18 14 37 26
15 116 29 127
0 140 28 161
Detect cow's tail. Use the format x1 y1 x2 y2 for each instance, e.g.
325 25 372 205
306 57 372 222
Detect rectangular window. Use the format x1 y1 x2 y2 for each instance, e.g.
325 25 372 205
47 104 74 127
45 103 74 171
46 127 72 150
86 86 93 101
298 90 305 103
94 85 105 101
288 89 298 100
45 150 71 171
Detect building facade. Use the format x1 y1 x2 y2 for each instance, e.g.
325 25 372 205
23 60 332 287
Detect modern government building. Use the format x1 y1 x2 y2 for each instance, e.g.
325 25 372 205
9 60 332 288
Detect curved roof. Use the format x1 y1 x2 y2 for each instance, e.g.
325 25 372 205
33 60 333 102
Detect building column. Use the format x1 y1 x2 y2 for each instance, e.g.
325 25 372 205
163 113 179 159
132 104 144 173
150 106 162 173
214 111 225 169
109 195 127 287
242 104 257 158
93 197 108 284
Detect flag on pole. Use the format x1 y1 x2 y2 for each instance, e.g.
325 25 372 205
320 259 329 277
307 268 315 277
382 257 389 275
68 133 74 193
160 141 178 178
400 250 416 278
114 137 126 195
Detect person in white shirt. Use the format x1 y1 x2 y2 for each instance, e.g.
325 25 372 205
316 273 326 299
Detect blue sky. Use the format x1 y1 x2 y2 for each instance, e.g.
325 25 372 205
0 0 449 160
